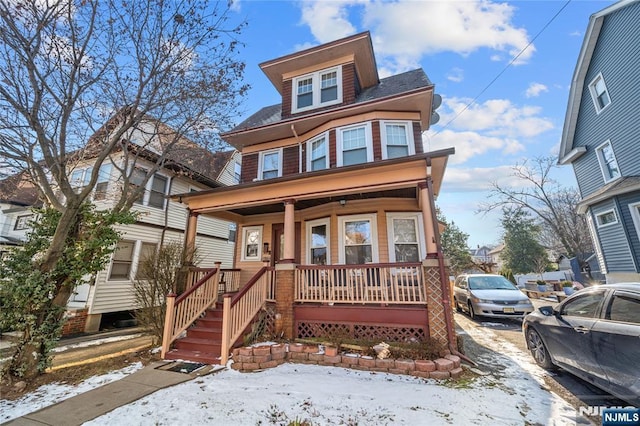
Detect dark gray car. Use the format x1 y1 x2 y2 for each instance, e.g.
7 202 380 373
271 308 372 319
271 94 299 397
523 283 640 406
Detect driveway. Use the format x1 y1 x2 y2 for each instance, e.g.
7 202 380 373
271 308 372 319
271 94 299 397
454 305 628 424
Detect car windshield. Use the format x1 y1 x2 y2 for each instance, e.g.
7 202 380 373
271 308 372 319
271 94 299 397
468 276 516 290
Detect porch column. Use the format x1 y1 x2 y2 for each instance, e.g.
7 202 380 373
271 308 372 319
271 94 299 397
418 182 437 256
275 263 295 339
184 210 199 265
282 199 296 263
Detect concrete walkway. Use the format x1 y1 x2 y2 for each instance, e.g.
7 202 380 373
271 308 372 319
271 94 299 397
4 361 219 426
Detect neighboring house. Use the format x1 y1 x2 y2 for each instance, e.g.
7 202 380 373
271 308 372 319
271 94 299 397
558 0 640 283
469 245 493 264
1 126 241 333
162 32 458 364
0 173 40 258
489 244 505 272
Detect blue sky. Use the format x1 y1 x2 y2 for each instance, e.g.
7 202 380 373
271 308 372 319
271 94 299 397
226 0 613 248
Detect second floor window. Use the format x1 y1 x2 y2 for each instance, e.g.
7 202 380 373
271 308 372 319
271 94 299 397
381 121 415 159
132 168 169 209
308 134 328 171
292 67 342 113
338 123 373 167
234 162 241 184
588 73 611 113
259 149 282 180
596 140 620 182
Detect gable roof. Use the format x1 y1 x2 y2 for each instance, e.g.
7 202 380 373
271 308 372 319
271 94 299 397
0 172 40 207
558 0 640 164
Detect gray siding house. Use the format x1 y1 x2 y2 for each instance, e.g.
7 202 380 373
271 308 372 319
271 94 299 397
558 0 640 283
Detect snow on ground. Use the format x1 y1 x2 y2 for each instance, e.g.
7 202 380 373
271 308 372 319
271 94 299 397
0 362 143 423
2 321 587 425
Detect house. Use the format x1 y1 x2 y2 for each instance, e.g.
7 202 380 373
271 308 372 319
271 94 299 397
488 244 505 272
1 124 241 334
558 0 640 283
161 32 458 364
0 173 40 258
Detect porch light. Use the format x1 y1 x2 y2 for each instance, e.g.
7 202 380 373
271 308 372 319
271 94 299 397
339 199 346 207
263 242 270 254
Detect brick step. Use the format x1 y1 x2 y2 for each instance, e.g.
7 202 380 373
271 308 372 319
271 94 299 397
164 348 221 365
174 337 222 353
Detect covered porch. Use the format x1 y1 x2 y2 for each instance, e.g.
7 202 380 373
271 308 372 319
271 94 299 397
162 150 456 363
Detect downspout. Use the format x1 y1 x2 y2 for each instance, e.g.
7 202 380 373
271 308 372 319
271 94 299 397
160 176 173 248
425 160 476 366
291 124 302 173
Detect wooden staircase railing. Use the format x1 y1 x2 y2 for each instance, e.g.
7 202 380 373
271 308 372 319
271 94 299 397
161 267 221 359
220 267 275 365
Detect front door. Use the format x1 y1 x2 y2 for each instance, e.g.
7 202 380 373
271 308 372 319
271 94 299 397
272 223 301 265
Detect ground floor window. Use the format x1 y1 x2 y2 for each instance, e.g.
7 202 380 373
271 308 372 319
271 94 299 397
109 240 135 280
338 214 378 264
387 213 424 262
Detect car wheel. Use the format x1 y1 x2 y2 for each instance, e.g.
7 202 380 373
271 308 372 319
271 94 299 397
454 298 462 313
467 302 476 319
526 328 555 370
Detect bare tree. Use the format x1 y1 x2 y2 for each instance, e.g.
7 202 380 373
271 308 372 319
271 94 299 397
0 0 247 378
479 157 593 267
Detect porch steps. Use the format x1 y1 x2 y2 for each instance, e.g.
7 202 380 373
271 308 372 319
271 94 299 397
164 306 224 365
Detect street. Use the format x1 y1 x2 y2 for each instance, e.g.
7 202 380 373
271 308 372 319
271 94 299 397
454 305 629 419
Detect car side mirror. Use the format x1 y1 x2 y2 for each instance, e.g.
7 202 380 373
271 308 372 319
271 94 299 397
539 306 555 316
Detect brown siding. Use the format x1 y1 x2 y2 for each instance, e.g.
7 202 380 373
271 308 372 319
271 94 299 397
329 129 337 168
413 122 423 154
342 63 356 105
372 120 382 161
282 79 292 119
283 146 300 176
241 153 258 183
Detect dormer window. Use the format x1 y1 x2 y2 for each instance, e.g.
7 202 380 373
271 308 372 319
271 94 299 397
292 67 342 113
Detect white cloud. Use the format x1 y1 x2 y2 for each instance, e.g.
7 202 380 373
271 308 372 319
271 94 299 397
446 67 464 83
229 0 241 12
297 0 535 75
440 165 518 192
437 97 554 139
569 30 582 37
299 1 358 44
525 82 548 98
424 129 524 165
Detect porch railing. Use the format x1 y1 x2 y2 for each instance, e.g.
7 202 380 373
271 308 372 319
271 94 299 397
220 268 242 293
295 263 425 304
161 267 220 358
220 267 275 364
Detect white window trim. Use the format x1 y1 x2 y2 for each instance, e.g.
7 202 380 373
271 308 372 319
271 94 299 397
306 132 329 172
385 212 425 262
306 217 331 265
595 140 621 184
595 208 618 228
258 148 283 180
241 225 263 261
336 122 374 167
586 214 607 274
338 213 379 264
291 66 343 114
588 72 611 114
380 121 416 160
107 239 137 281
629 202 640 242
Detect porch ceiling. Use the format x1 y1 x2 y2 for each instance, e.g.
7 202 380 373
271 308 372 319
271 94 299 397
174 149 453 219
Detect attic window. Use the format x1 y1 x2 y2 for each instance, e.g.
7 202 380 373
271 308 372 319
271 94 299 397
292 67 342 113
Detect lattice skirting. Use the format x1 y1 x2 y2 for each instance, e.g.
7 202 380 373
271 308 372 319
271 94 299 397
296 320 427 343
